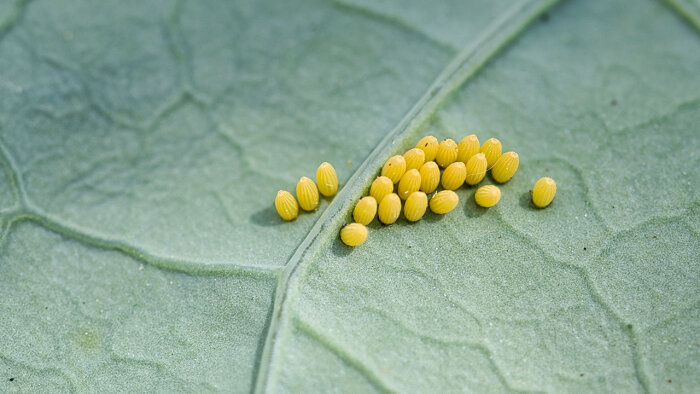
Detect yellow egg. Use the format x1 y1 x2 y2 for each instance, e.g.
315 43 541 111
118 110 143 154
403 148 425 171
398 169 421 200
465 153 487 185
491 152 519 183
340 223 368 247
381 155 407 184
480 138 502 169
353 196 377 225
369 176 393 203
378 193 401 225
457 134 480 163
316 162 339 197
415 135 439 162
475 185 501 207
404 191 428 222
419 161 440 194
429 190 459 214
296 176 319 211
274 190 298 221
532 177 556 208
436 138 458 168
441 161 467 190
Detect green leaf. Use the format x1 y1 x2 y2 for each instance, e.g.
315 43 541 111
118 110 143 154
0 0 698 393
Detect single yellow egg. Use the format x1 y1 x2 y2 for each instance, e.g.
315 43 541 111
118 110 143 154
378 193 401 225
429 190 459 214
419 161 440 194
480 138 502 168
353 196 377 225
415 135 439 162
369 176 393 204
436 138 458 168
465 153 487 185
403 148 426 171
441 161 467 190
381 155 407 184
457 134 480 163
340 223 368 247
274 190 298 221
532 177 556 208
404 191 428 222
491 152 519 183
474 185 501 207
296 176 319 211
316 162 339 197
398 169 421 200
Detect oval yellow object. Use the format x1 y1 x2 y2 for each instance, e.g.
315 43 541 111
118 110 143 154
441 161 467 190
480 138 502 168
404 191 428 222
419 161 440 194
403 148 426 171
296 176 319 211
398 169 421 200
340 223 368 247
491 152 519 183
465 153 487 185
457 134 480 163
275 190 298 221
430 190 459 214
316 162 339 197
436 139 458 168
532 177 556 208
475 185 501 207
381 155 407 184
353 196 377 225
369 176 393 204
415 135 438 162
378 193 401 224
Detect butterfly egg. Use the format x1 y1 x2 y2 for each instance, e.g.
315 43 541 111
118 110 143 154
398 169 421 200
457 134 480 163
465 153 487 185
403 148 425 170
353 196 377 225
274 190 299 221
369 176 393 203
340 223 368 247
490 152 519 183
381 155 407 184
404 191 428 222
480 138 502 169
475 185 501 208
441 161 467 190
316 162 339 197
415 135 439 162
296 176 319 211
378 193 401 225
532 177 556 208
436 139 458 168
419 161 440 194
430 190 459 214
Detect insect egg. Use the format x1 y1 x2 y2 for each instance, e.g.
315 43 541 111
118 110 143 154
532 177 556 208
415 135 439 162
274 190 298 221
403 148 426 170
419 161 440 194
398 169 421 200
480 138 502 168
457 134 480 163
465 153 487 185
436 139 458 168
429 190 459 214
353 196 377 225
441 161 467 190
474 185 501 207
340 223 368 247
381 155 407 184
378 193 401 225
296 176 319 211
369 176 393 203
316 162 339 197
491 152 519 183
404 191 428 222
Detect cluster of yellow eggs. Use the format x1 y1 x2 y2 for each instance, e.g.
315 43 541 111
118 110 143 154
340 135 557 247
274 162 339 221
